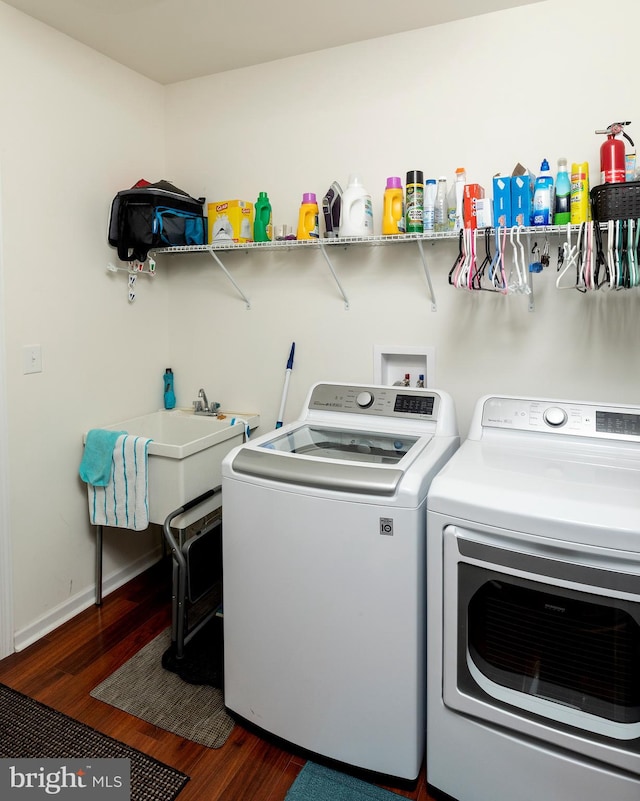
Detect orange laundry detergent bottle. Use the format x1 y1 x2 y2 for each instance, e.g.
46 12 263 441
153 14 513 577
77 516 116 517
296 192 319 240
382 176 405 235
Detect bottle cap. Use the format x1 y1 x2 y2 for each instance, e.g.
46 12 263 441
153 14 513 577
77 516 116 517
258 191 268 199
348 174 363 187
455 167 466 176
406 170 424 184
386 176 402 189
541 159 550 171
302 192 317 204
426 178 436 184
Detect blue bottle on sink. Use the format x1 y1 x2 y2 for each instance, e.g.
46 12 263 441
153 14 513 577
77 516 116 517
163 368 176 409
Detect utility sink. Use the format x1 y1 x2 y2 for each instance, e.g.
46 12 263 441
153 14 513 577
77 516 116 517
98 409 260 526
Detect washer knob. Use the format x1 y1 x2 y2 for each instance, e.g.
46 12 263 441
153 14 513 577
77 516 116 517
356 391 374 408
543 406 567 427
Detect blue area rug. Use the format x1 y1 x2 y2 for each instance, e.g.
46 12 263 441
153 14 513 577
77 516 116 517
285 762 401 801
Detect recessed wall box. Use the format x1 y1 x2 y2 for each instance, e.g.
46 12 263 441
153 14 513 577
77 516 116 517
373 345 435 388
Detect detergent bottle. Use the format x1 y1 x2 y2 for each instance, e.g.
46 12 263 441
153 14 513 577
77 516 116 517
253 191 272 242
434 177 448 232
553 158 571 225
296 192 319 240
423 179 437 231
339 175 374 237
595 121 633 183
532 159 554 226
453 167 466 230
382 176 405 235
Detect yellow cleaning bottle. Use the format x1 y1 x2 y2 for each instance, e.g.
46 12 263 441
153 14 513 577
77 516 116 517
570 162 591 224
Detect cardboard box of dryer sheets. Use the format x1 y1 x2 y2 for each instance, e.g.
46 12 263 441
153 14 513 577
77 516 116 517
208 200 254 243
511 163 535 227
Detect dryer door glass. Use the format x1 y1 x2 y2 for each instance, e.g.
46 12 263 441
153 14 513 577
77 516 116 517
466 575 640 725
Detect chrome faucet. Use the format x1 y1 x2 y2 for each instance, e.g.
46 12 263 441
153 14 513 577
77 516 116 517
193 387 220 416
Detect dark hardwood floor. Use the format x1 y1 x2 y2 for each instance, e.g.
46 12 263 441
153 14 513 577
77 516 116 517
0 560 434 800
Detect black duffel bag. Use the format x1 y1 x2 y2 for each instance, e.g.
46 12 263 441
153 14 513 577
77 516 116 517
108 180 207 262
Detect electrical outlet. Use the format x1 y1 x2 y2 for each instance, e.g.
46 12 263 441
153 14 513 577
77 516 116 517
22 345 42 374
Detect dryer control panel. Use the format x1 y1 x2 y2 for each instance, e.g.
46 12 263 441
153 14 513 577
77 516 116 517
481 396 640 441
308 383 440 421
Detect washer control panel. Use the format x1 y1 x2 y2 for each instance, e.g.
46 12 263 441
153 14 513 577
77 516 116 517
482 396 640 440
308 383 440 421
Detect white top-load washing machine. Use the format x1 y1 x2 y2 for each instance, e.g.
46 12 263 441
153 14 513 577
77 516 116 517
426 394 640 801
221 382 458 780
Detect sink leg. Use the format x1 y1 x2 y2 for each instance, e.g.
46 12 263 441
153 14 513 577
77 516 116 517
95 525 103 606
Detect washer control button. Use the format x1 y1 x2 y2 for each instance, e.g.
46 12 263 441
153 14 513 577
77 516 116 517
543 406 568 427
356 391 374 408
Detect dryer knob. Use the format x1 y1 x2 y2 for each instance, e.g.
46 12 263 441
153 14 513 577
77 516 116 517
356 391 374 408
543 406 567 427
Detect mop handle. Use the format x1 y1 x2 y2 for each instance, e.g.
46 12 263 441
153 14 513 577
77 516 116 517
276 342 295 429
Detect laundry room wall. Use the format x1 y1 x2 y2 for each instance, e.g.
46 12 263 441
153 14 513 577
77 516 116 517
0 2 168 647
2 0 640 653
163 0 640 435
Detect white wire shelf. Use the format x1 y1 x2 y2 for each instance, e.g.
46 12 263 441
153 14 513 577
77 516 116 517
152 225 579 255
150 224 593 311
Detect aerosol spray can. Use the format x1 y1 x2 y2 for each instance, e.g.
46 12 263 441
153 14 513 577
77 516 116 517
405 170 424 233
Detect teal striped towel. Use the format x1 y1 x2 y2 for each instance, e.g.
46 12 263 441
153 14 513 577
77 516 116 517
87 434 153 531
79 428 125 487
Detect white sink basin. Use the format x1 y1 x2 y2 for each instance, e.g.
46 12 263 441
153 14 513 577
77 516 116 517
96 409 260 526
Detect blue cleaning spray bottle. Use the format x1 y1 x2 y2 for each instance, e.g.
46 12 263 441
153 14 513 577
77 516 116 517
163 367 176 409
532 159 554 226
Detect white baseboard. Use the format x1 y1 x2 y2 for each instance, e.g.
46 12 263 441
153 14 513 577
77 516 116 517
13 548 163 652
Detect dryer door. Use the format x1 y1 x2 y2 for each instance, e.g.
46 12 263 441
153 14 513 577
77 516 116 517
442 524 640 774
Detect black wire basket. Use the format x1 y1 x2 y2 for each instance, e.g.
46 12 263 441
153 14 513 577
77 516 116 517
590 181 640 221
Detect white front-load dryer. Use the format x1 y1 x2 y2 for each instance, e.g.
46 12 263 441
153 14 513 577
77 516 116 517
426 394 640 801
222 382 459 780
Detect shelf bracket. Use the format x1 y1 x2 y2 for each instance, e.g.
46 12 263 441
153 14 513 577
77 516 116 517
207 248 251 309
318 242 350 309
416 240 437 311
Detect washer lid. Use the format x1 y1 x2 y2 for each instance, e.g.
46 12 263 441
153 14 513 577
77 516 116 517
231 424 425 495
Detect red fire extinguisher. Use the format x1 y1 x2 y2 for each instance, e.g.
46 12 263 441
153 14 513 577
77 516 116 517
595 121 634 183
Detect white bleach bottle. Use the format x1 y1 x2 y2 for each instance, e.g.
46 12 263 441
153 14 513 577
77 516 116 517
339 174 374 237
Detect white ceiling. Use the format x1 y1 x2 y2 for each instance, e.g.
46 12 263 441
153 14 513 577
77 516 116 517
3 0 543 85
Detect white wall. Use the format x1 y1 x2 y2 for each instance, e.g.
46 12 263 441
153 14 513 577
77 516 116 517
0 2 168 646
163 0 640 435
2 0 640 649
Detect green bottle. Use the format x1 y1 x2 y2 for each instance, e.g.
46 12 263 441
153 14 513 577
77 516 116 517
253 191 272 242
553 157 571 225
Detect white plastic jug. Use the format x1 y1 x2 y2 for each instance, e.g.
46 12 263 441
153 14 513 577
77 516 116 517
339 175 374 237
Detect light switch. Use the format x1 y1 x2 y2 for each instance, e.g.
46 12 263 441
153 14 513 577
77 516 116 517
23 345 42 374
